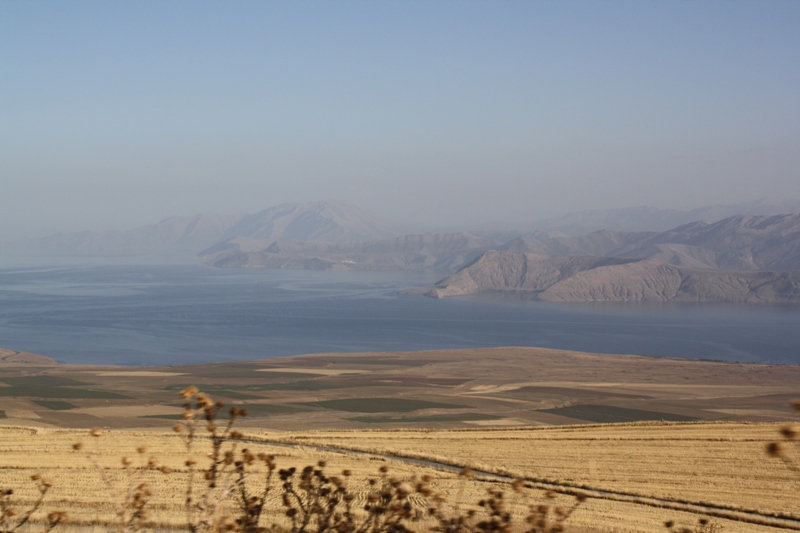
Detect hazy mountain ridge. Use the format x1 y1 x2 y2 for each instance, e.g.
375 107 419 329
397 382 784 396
202 232 498 272
4 201 407 259
408 214 800 303
527 200 800 235
3 212 247 257
221 201 408 244
503 213 800 271
410 251 800 303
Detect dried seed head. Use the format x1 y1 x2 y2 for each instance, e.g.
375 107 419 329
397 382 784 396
792 400 800 412
781 423 800 440
137 446 147 454
159 466 172 474
318 460 327 468
459 467 474 479
72 442 83 451
90 428 103 437
767 441 786 458
196 393 212 407
173 423 185 433
180 386 198 399
122 457 133 466
31 474 41 481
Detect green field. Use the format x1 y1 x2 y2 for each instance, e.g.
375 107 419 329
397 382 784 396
302 397 471 413
32 400 76 410
348 413 501 424
541 404 699 423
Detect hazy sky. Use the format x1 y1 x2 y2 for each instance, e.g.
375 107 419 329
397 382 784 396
2 1 799 239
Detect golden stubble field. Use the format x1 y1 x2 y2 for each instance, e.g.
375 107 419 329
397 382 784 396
2 346 800 532
0 423 797 533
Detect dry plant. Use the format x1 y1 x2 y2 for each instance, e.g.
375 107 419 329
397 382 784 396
663 517 724 533
0 474 66 533
66 386 587 533
72 429 169 532
765 400 800 474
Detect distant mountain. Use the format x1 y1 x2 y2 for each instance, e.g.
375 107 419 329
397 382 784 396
529 200 800 235
502 213 800 271
410 251 800 303
202 232 498 272
222 200 407 244
4 200 407 259
4 212 246 257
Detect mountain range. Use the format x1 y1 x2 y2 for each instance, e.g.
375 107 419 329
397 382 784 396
4 201 407 258
408 251 800 303
5 200 800 303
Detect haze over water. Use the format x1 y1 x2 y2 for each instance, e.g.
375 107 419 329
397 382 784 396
1 265 798 367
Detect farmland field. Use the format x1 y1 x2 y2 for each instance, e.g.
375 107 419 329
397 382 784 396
1 346 800 532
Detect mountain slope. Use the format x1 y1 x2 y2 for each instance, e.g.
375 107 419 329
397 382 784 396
410 251 800 303
502 213 800 271
222 200 407 244
5 213 246 257
528 200 800 235
201 232 497 272
5 200 407 258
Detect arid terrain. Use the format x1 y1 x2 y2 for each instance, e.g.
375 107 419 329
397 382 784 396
2 346 799 430
2 347 800 532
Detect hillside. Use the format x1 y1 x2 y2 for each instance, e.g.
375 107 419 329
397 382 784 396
502 213 800 271
527 200 800 235
4 212 246 257
410 250 800 303
4 200 407 259
201 231 497 271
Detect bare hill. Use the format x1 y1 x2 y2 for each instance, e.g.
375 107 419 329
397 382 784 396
503 213 800 271
528 200 800 235
5 212 245 257
202 232 497 272
410 250 800 303
222 200 407 244
5 201 407 259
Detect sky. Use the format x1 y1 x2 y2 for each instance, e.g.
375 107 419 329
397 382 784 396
2 1 799 240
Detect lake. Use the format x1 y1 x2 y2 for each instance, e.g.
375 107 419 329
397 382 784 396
1 264 799 366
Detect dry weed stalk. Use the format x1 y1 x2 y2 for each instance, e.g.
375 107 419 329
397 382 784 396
63 386 590 533
153 387 589 533
0 475 65 533
766 400 800 474
72 429 166 533
663 517 724 533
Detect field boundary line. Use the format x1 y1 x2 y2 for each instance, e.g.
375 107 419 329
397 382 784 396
245 436 800 531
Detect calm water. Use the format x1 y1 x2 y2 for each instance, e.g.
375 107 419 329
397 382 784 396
1 265 799 366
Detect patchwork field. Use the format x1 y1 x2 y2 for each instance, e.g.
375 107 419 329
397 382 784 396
2 346 800 532
1 346 799 430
